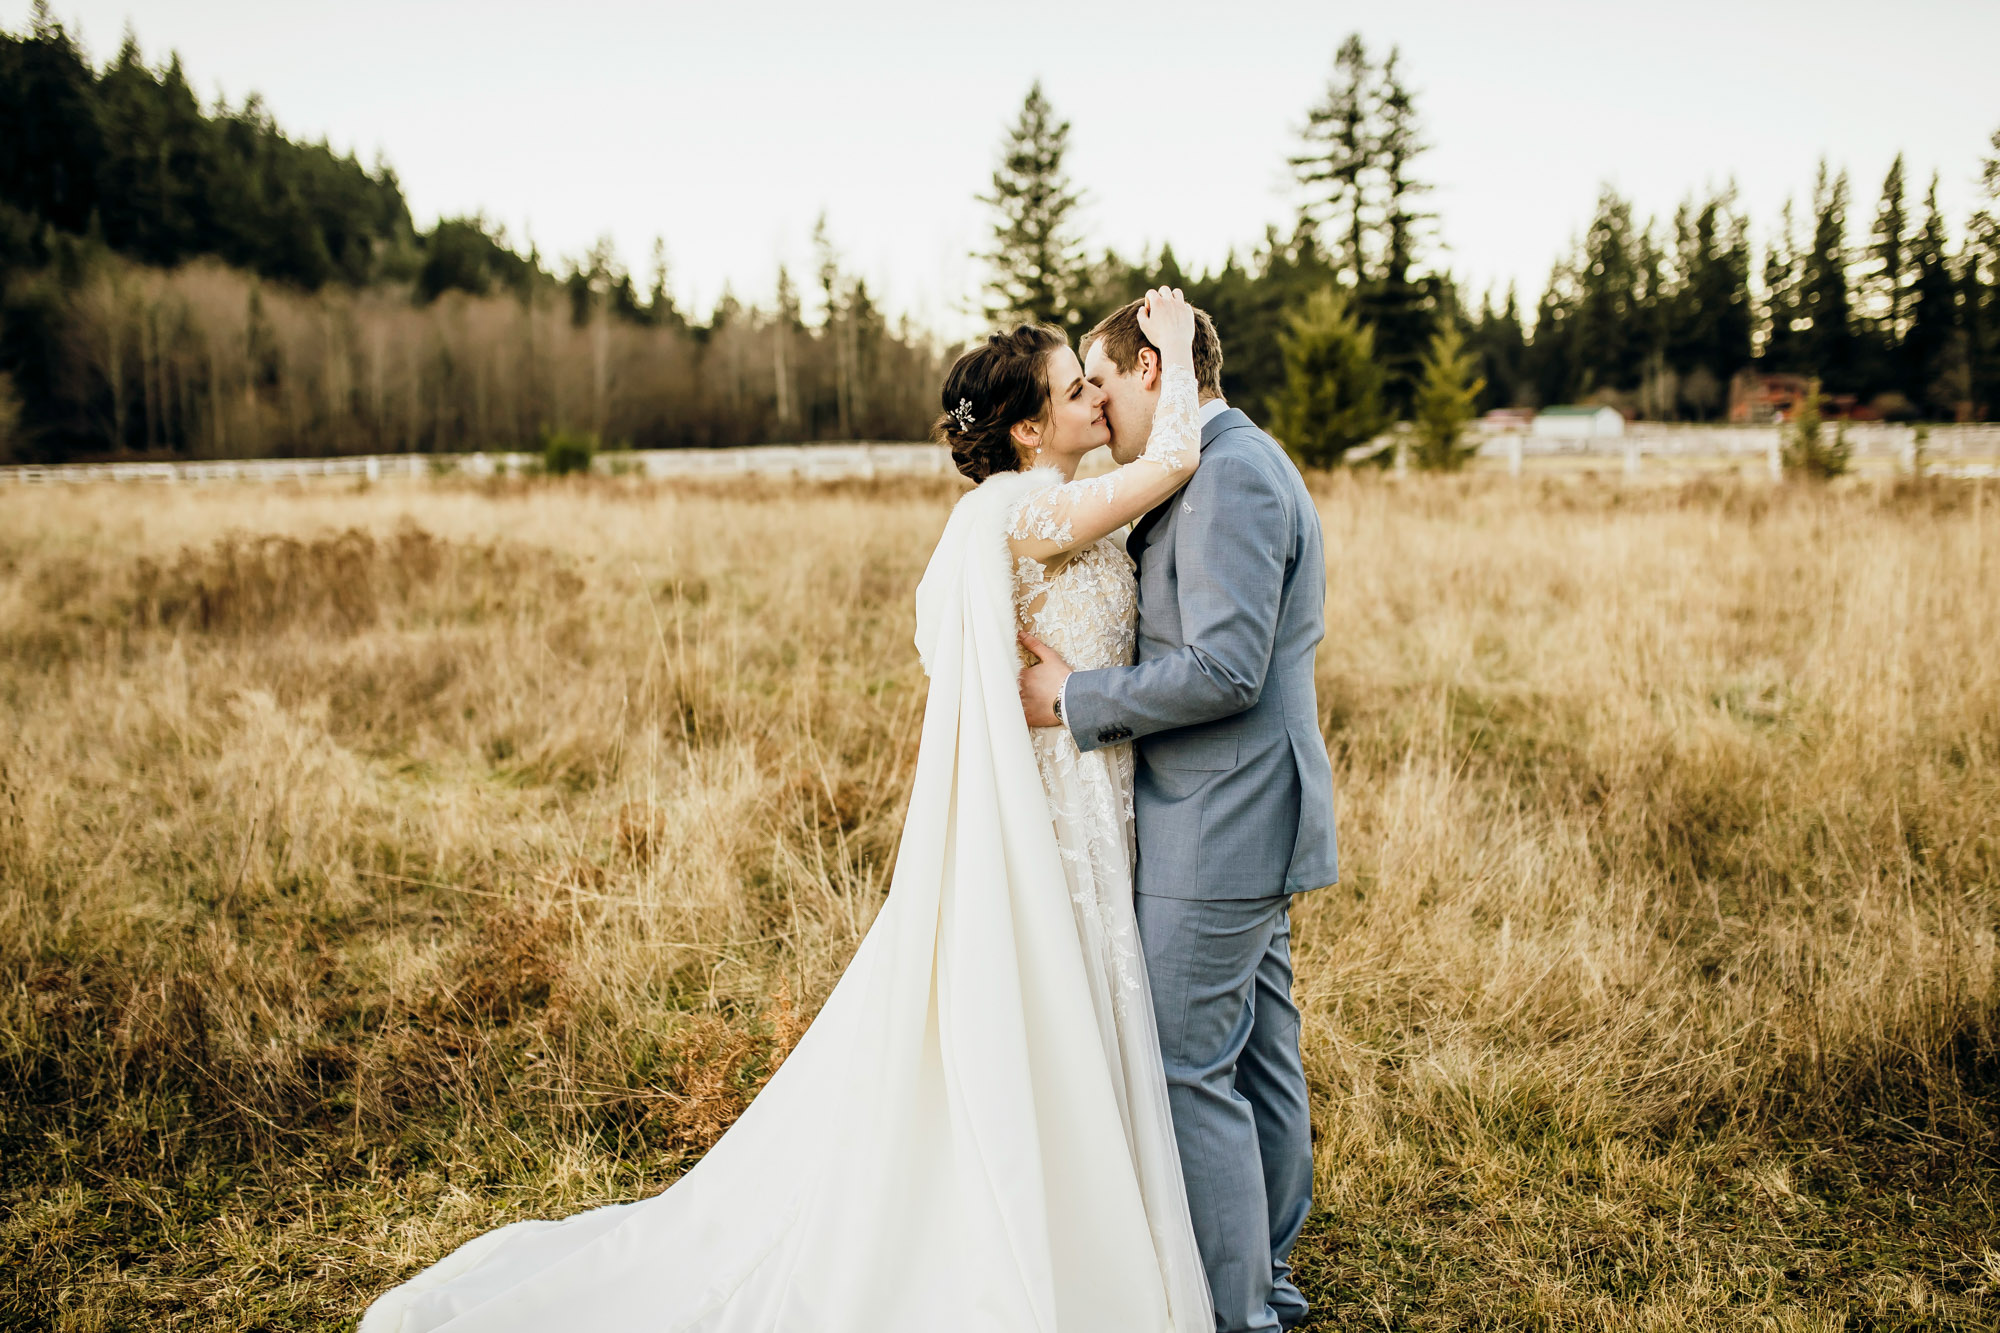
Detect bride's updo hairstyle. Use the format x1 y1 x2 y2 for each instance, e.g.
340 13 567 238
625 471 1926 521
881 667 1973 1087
933 324 1069 482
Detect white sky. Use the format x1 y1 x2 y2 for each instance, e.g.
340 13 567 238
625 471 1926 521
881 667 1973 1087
16 0 2000 339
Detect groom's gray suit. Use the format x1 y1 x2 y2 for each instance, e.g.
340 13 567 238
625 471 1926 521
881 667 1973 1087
1062 404 1337 1333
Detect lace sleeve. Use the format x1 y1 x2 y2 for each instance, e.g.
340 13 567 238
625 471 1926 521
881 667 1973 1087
1007 364 1202 562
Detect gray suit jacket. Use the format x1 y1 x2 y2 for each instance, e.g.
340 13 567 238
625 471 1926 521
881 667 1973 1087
1063 407 1338 899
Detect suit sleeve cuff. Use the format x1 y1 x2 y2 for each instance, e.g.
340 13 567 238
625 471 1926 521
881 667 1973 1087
1062 667 1134 752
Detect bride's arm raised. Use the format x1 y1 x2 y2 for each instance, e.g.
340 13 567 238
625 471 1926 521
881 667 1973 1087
1008 288 1204 562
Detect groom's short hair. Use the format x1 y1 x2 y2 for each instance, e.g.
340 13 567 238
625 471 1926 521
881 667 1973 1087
1083 299 1224 399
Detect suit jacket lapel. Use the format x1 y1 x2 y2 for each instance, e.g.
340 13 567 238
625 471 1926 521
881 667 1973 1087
1130 407 1253 558
1129 498 1170 556
1136 402 1240 552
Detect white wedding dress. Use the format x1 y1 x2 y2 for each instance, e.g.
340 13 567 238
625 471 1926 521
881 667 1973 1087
360 370 1212 1333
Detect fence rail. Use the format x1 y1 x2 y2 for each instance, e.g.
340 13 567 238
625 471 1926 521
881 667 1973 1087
4 425 1999 487
1482 422 2000 457
0 442 956 487
1459 422 2000 479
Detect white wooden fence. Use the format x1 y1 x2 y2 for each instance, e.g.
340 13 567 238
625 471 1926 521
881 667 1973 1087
0 442 955 487
1458 422 2000 479
4 426 1998 487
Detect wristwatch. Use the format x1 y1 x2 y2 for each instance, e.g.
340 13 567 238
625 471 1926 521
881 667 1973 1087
1052 688 1064 724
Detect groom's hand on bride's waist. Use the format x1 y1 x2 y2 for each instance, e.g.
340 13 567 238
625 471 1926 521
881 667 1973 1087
1017 631 1072 729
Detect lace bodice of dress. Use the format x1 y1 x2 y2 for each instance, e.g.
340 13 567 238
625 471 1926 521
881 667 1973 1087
1013 538 1137 672
1003 362 1201 664
996 364 1202 1020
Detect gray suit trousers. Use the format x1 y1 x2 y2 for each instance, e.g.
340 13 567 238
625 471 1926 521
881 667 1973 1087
1137 892 1313 1333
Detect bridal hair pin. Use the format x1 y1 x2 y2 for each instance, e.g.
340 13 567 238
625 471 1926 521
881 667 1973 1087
949 398 976 432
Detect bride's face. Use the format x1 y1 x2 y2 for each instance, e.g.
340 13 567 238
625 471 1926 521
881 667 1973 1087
1018 345 1110 464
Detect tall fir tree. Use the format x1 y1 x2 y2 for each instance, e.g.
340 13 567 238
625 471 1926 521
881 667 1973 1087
979 81 1086 328
1667 190 1753 417
1526 254 1580 408
1859 154 1910 399
1291 34 1374 289
1798 161 1854 387
813 212 855 435
1410 321 1485 469
644 236 685 331
1469 285 1527 410
1902 173 1962 417
0 6 105 254
1632 219 1673 415
1362 47 1436 418
1762 198 1805 371
1971 128 2000 418
1268 285 1389 467
1572 188 1639 396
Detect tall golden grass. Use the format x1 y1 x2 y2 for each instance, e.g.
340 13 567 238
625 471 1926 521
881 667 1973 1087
1 472 1995 1330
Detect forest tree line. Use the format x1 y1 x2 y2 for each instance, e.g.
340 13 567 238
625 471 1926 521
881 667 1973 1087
983 38 2000 458
0 9 940 462
3 9 1999 465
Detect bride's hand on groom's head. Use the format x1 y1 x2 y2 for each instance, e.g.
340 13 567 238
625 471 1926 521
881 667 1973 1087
1135 287 1196 370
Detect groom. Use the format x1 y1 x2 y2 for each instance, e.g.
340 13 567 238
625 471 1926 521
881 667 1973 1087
1019 300 1338 1333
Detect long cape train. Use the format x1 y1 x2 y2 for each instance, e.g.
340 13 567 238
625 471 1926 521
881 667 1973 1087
361 469 1187 1332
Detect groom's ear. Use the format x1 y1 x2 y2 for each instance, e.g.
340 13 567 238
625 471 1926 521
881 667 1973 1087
1138 346 1161 392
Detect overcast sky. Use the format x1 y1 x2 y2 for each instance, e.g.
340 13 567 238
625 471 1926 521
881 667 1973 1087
15 0 2000 338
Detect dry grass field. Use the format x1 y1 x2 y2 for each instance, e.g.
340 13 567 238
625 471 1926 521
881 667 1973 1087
2 470 1997 1331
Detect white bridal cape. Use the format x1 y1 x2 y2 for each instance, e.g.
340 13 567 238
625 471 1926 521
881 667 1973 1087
361 469 1212 1333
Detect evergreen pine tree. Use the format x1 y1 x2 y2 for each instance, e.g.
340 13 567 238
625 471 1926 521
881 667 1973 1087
846 276 886 435
1712 198 1756 393
644 237 684 331
979 82 1085 328
1291 35 1374 289
1410 322 1485 470
0 5 105 245
1972 129 2000 418
1902 174 1961 417
1667 190 1753 416
1572 188 1639 395
1799 161 1854 388
1363 47 1435 418
1864 154 1910 365
1526 253 1580 408
813 212 855 435
1762 198 1804 371
771 264 801 431
1267 285 1389 468
1469 285 1526 410
1633 219 1673 415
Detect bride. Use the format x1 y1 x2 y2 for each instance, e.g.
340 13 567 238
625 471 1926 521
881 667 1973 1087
361 289 1212 1333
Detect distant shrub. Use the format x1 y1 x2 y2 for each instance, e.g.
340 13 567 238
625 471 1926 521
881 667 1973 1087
1268 286 1390 469
1410 323 1485 472
1781 379 1850 480
539 428 598 477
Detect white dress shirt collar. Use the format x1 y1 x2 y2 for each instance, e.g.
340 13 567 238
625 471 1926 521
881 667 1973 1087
1197 396 1231 429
